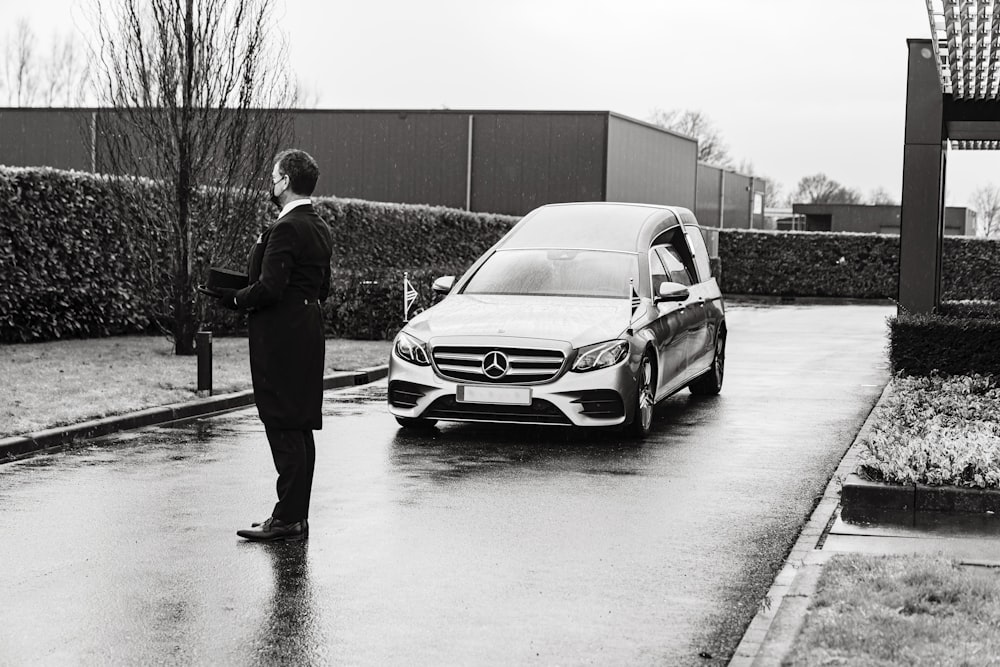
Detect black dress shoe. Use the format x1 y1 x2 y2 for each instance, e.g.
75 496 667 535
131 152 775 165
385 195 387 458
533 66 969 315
237 517 307 542
251 517 309 537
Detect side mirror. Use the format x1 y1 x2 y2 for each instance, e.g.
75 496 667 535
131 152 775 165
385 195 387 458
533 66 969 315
432 276 455 295
655 281 690 303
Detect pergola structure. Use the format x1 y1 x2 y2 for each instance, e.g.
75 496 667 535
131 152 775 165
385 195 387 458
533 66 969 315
900 1 1000 312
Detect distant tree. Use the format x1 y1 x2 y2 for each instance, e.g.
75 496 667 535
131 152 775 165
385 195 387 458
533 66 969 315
648 108 732 167
1 19 38 106
88 0 294 355
791 173 862 204
971 184 1000 237
867 187 897 206
39 33 90 106
0 21 92 106
294 78 322 109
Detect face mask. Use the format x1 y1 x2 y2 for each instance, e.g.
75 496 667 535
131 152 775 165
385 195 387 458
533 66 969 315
269 175 285 208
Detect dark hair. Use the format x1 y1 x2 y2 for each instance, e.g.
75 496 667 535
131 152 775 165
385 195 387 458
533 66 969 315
274 149 320 196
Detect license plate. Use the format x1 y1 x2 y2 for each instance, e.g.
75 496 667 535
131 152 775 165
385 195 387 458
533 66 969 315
457 385 532 406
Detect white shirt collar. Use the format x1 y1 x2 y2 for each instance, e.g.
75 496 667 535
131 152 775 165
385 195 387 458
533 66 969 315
278 198 312 220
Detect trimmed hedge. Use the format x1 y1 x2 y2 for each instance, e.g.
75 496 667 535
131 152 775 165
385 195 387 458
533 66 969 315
0 166 516 343
890 304 1000 376
718 229 899 298
9 162 1000 343
0 167 152 342
718 229 1000 301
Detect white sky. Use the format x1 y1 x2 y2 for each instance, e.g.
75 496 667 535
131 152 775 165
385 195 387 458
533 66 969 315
11 0 1000 209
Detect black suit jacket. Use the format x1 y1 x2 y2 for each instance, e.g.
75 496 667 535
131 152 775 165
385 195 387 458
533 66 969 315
234 203 333 429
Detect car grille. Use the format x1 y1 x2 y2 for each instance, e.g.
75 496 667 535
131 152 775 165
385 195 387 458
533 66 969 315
423 396 572 425
431 346 565 384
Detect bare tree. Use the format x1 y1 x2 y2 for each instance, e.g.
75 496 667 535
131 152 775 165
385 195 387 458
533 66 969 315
294 78 323 109
2 19 38 106
87 0 294 355
40 33 91 106
648 108 732 167
791 173 863 205
867 187 898 205
971 184 1000 237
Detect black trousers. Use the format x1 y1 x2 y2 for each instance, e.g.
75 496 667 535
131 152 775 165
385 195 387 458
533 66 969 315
265 427 316 523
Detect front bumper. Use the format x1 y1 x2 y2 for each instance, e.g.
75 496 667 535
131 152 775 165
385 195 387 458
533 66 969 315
388 351 638 427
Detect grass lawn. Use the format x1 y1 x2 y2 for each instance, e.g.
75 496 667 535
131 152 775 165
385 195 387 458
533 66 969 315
1 335 392 438
787 554 1000 666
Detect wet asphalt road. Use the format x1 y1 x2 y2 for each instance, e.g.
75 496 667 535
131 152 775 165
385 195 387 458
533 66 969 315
1 303 893 666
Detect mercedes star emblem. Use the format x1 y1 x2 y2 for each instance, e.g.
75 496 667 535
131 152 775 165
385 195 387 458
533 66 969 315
482 350 510 379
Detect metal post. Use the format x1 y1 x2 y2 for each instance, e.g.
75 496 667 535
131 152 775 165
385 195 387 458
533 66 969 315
899 39 946 315
719 169 726 229
465 114 474 211
196 331 212 397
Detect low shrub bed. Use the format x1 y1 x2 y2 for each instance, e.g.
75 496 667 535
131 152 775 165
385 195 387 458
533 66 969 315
860 374 1000 489
889 302 1000 376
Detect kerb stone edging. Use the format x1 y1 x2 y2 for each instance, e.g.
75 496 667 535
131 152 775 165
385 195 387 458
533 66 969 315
1 365 389 464
728 381 892 667
842 472 1000 516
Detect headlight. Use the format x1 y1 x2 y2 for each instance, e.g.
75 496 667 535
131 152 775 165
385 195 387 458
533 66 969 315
393 331 430 366
571 340 629 372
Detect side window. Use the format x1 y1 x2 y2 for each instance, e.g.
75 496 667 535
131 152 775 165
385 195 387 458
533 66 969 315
655 246 693 287
685 226 713 282
651 226 697 286
648 247 669 295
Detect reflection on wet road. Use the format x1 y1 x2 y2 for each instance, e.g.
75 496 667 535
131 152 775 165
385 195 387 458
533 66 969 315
0 304 893 665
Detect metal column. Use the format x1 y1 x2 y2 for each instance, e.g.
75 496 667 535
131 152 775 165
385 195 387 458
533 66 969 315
899 39 946 315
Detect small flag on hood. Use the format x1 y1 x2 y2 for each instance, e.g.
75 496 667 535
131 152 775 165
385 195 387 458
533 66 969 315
403 272 419 322
630 278 640 315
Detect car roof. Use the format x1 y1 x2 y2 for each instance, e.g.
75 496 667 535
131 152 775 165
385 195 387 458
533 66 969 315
499 202 695 253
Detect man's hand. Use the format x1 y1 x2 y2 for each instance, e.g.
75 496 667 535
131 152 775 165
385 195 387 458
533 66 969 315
215 288 240 311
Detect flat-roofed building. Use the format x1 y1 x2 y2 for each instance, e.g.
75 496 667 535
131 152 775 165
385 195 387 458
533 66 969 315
792 203 976 236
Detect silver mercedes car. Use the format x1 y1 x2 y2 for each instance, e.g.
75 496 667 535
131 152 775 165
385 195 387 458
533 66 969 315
387 202 726 437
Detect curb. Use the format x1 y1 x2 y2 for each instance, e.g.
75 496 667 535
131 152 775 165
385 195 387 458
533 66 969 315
842 472 1000 516
1 365 389 464
728 381 892 666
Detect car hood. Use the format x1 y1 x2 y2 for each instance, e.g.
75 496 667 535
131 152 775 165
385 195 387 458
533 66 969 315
406 294 630 347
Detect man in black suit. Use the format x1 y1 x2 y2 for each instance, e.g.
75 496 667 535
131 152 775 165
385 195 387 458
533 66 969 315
212 149 333 542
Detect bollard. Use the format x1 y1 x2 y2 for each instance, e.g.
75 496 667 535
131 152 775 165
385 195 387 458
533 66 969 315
196 331 213 397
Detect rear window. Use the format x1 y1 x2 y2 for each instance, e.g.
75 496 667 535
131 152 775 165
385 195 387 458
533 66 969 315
462 249 638 298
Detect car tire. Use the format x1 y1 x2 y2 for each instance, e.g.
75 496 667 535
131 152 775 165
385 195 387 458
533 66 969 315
627 353 655 438
689 332 725 396
395 416 438 429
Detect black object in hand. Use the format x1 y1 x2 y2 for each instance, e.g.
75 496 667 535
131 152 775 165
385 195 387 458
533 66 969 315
214 287 239 310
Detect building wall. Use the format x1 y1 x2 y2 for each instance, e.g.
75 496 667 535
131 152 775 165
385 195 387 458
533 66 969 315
0 109 94 171
792 203 976 236
695 164 723 227
695 163 762 229
723 170 753 229
604 114 696 209
291 111 470 208
946 207 977 235
1 107 758 225
469 112 606 216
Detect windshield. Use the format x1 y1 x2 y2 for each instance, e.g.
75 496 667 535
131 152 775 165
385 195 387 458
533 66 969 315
462 249 638 298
